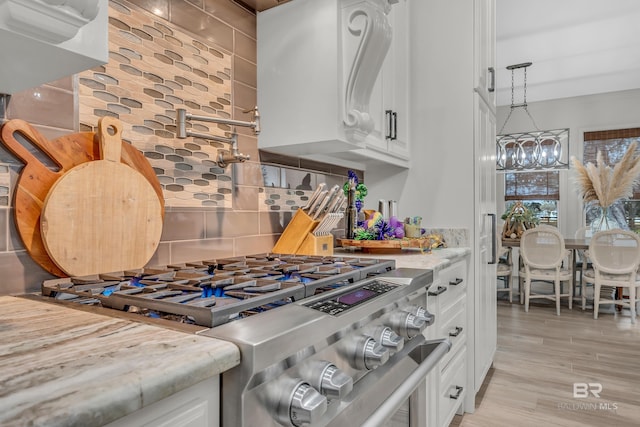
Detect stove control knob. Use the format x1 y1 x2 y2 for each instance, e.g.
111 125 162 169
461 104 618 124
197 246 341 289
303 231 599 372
343 335 389 371
301 361 353 400
319 363 353 399
405 305 435 326
389 311 426 339
362 336 389 370
364 325 404 353
289 381 327 426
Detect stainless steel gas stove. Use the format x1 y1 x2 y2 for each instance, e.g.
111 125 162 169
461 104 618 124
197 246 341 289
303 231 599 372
40 254 395 328
39 254 449 427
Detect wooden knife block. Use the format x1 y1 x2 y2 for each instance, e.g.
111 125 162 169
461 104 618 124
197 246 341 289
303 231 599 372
272 209 334 256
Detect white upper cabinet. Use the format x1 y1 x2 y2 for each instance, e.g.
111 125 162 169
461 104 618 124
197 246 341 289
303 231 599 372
474 0 496 106
257 0 410 168
352 0 409 161
0 0 108 94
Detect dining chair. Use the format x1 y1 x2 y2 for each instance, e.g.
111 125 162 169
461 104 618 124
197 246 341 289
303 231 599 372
496 238 514 303
519 226 573 315
581 229 640 322
574 226 593 298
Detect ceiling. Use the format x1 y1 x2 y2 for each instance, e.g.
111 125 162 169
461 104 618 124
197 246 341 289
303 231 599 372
245 0 640 107
496 0 640 106
237 0 288 12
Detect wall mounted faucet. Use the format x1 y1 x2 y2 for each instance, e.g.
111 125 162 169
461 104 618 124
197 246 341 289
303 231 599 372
175 107 260 168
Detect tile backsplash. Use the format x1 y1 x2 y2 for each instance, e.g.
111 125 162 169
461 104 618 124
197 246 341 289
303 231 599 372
0 0 360 294
79 0 236 208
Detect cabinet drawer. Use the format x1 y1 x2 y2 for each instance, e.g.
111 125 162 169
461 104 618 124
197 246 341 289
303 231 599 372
433 261 467 312
437 346 467 427
438 300 466 368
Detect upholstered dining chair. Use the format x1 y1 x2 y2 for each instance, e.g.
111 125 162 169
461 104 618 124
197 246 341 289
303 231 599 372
519 226 573 315
496 238 514 302
581 229 640 322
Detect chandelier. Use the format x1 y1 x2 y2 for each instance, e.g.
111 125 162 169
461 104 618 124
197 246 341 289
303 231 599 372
496 62 569 172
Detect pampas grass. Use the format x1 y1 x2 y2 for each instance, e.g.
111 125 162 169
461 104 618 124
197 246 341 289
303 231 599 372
572 141 640 207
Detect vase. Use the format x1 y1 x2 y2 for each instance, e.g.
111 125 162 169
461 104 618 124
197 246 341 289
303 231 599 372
590 206 624 234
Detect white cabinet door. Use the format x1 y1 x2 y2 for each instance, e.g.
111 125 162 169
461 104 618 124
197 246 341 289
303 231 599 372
385 0 410 159
365 0 410 159
473 90 497 395
105 376 219 427
474 0 496 106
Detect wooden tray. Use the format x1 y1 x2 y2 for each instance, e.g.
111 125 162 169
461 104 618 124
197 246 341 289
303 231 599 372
337 238 439 254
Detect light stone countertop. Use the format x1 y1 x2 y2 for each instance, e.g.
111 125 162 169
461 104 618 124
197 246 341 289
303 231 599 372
0 296 240 427
336 247 471 272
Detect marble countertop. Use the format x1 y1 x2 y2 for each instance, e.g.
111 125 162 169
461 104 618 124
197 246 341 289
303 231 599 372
0 296 240 427
336 247 471 271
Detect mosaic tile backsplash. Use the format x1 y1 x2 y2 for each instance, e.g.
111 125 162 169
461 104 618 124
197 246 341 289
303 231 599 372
79 1 235 208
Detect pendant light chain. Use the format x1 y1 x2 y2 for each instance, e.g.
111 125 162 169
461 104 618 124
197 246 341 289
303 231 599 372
522 66 540 131
498 62 540 134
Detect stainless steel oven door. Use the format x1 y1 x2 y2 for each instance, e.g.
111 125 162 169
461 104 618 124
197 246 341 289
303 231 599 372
325 337 451 427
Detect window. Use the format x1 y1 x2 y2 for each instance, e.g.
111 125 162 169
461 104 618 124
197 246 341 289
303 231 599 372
504 171 559 225
583 128 640 232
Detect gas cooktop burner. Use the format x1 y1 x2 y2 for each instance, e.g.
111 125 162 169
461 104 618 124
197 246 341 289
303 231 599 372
41 254 395 327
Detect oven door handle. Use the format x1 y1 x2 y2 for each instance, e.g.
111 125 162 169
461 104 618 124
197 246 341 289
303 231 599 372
360 338 452 427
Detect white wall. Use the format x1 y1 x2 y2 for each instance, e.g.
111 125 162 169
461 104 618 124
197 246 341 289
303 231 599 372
366 0 475 231
496 88 640 237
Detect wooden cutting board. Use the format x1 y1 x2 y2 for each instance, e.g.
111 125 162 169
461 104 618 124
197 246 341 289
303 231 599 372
0 119 164 277
40 117 163 277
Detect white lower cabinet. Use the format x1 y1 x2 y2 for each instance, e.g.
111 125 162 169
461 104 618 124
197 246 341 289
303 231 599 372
424 259 469 427
437 346 467 427
104 376 219 427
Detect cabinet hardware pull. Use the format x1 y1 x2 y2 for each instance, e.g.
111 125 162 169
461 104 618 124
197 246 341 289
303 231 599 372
391 111 397 140
488 213 497 264
450 385 464 400
449 278 463 286
488 67 495 92
449 326 463 337
385 109 393 139
428 285 447 296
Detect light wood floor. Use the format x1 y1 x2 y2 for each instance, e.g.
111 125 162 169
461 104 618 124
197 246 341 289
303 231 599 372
451 296 640 427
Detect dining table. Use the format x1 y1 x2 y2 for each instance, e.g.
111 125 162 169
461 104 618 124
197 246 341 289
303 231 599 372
502 237 590 302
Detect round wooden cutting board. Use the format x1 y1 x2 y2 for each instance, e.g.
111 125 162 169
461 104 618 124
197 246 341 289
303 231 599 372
40 117 163 277
0 119 164 277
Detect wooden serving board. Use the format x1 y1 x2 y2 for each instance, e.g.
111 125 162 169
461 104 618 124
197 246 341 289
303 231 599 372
40 117 163 277
0 119 164 277
337 238 436 254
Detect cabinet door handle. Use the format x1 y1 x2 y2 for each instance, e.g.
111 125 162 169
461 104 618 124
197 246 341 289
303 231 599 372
488 213 497 265
488 67 495 93
428 285 447 296
391 111 398 141
385 109 393 139
449 385 464 400
449 326 463 337
449 278 463 286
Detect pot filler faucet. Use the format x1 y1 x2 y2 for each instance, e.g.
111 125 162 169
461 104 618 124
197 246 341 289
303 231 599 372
175 107 260 168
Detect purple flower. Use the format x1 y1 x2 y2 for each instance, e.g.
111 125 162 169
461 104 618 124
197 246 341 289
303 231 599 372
347 170 359 184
